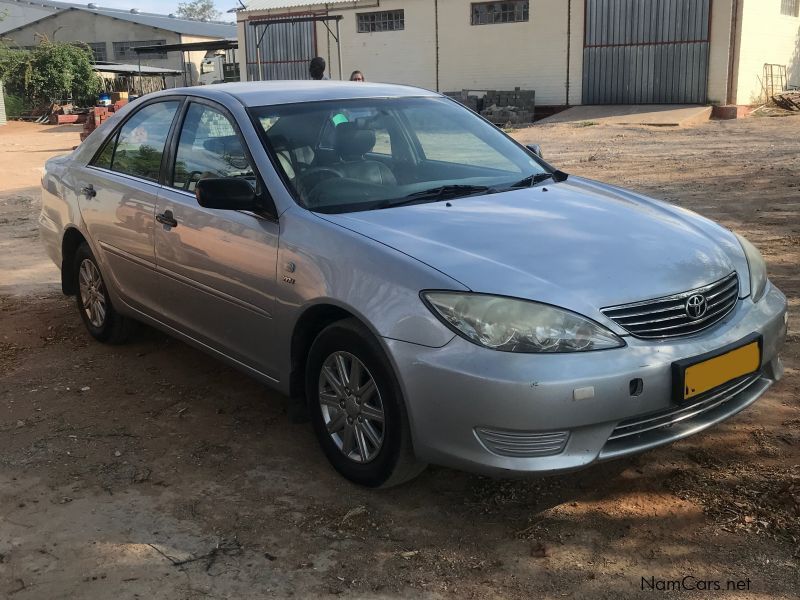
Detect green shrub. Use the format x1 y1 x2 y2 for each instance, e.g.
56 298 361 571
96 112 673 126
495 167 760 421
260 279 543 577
0 42 101 106
3 91 29 118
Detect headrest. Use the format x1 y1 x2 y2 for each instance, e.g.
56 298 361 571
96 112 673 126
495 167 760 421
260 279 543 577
333 123 376 159
203 135 241 156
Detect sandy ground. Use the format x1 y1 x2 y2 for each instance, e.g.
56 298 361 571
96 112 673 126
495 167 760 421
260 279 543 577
0 117 798 599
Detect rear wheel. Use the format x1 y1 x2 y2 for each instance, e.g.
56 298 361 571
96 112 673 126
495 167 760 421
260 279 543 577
74 243 134 344
306 319 425 487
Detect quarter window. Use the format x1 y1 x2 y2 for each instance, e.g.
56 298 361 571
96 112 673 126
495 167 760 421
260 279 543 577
357 10 404 33
172 103 254 192
93 101 180 181
471 1 529 25
781 0 799 16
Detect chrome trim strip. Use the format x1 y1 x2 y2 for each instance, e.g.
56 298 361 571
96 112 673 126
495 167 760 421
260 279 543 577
599 377 772 461
608 374 761 441
97 241 156 270
154 266 273 320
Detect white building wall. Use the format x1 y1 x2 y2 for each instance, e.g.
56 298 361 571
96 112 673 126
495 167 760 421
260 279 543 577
438 0 571 105
241 0 578 104
734 0 800 104
238 0 790 107
323 0 437 89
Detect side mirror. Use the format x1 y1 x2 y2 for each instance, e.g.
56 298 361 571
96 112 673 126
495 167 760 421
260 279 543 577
196 177 260 211
526 144 543 158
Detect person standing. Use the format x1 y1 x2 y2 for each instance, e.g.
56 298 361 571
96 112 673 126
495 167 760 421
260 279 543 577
350 70 365 82
309 57 328 80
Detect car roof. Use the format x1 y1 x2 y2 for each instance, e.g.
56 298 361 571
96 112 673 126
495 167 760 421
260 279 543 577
155 81 441 108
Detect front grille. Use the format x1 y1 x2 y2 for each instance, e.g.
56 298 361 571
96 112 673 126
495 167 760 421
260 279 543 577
602 272 739 339
475 428 569 458
607 373 761 443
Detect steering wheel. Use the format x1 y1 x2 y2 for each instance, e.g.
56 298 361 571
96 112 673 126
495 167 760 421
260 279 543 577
299 167 344 197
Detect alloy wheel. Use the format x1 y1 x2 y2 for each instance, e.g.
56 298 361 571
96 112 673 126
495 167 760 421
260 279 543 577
318 351 385 463
78 259 107 328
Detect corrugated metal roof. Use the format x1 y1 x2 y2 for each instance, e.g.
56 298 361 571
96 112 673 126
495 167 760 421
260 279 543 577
241 0 353 13
0 1 237 38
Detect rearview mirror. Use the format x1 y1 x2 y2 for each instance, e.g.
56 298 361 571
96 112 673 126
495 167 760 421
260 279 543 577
526 144 543 158
196 178 259 211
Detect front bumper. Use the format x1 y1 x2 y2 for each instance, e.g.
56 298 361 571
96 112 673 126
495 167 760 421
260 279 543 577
386 284 788 476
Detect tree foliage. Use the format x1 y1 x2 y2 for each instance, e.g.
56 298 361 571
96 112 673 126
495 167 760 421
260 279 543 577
0 41 101 105
176 0 220 21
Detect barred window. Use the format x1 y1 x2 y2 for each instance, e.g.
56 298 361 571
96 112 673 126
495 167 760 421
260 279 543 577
113 40 167 61
471 1 529 25
781 0 799 16
357 10 404 33
87 42 107 62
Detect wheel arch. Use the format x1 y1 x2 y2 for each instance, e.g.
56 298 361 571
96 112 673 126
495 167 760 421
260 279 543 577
289 301 393 403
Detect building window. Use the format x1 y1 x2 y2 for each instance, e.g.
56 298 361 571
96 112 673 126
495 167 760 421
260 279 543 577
781 0 799 16
85 42 107 62
471 1 529 25
113 40 167 61
357 10 404 33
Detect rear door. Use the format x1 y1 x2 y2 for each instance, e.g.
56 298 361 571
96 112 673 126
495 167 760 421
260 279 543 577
153 99 281 379
78 99 182 312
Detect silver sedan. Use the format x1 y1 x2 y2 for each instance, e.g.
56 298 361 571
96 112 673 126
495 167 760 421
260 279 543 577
39 82 788 487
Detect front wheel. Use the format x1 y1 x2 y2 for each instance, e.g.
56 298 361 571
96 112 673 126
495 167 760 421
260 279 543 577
74 243 134 344
306 319 425 487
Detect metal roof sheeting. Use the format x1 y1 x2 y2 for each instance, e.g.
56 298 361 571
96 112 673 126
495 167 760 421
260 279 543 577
0 1 237 38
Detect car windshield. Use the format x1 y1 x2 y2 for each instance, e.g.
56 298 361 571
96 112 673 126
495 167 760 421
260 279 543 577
250 97 548 213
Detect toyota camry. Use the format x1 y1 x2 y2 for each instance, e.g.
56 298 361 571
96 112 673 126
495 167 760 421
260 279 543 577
39 82 788 487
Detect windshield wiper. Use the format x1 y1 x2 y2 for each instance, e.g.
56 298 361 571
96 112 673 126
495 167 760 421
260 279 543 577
505 172 557 189
379 184 490 209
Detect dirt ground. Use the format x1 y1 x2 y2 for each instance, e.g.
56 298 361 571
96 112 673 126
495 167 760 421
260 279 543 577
0 116 798 600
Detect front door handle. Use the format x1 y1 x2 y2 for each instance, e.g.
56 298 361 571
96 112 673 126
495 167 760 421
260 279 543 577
156 210 178 228
81 184 96 198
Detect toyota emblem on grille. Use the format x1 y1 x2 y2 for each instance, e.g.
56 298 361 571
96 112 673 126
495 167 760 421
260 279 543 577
685 294 708 319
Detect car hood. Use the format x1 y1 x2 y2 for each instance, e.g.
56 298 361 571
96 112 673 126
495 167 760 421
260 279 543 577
319 177 749 320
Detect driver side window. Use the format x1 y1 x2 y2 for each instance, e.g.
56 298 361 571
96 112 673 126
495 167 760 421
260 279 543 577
172 103 254 192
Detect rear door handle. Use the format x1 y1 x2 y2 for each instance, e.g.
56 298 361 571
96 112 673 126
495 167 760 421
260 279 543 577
81 184 96 198
156 210 178 228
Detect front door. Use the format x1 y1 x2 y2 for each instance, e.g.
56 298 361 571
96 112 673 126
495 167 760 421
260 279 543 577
153 100 280 380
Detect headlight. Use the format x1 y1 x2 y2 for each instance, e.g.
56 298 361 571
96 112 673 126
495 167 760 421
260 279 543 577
735 233 768 303
422 292 624 353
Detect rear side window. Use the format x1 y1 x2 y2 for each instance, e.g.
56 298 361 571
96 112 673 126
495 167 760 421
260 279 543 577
171 103 254 192
92 101 180 182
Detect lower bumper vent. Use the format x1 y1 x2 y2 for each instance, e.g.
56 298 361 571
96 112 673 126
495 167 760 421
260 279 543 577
475 428 569 458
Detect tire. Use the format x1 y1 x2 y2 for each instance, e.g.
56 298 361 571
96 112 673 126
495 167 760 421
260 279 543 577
73 242 134 344
306 318 426 488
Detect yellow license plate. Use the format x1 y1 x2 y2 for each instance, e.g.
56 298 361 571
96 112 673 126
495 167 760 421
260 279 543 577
677 337 761 401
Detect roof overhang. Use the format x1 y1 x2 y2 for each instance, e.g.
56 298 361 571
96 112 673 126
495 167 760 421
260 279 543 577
93 62 182 75
133 39 238 55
